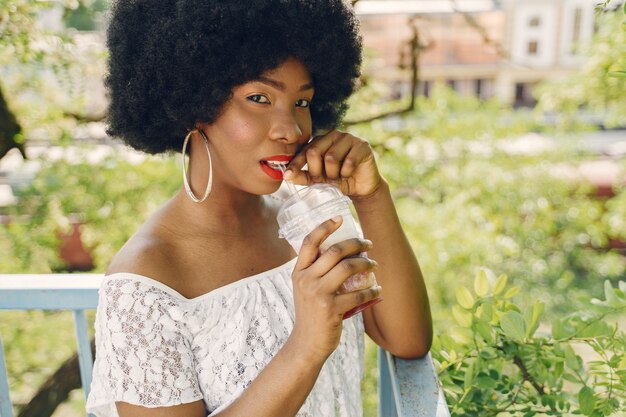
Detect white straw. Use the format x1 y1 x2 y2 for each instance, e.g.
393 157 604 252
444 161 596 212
278 164 300 198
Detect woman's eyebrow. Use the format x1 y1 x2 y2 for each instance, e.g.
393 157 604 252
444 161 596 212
255 76 314 92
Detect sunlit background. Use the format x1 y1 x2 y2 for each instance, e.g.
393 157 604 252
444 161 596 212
1 0 625 416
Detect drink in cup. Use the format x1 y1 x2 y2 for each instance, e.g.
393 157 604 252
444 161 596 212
276 183 382 319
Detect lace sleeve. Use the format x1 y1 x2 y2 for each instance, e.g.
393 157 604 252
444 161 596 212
88 278 203 413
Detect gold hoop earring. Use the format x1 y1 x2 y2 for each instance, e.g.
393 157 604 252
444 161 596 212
182 129 213 203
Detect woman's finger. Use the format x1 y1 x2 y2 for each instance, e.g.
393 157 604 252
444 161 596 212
321 256 378 293
304 146 325 183
323 137 352 180
334 285 382 314
294 216 343 271
286 133 334 185
307 237 372 278
339 141 372 179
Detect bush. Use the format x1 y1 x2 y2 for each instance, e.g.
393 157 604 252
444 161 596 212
348 87 626 317
433 269 626 416
1 147 179 273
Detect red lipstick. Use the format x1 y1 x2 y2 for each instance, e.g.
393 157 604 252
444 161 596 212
259 155 293 181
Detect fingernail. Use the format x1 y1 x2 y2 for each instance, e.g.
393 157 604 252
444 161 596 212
332 215 342 223
283 170 293 179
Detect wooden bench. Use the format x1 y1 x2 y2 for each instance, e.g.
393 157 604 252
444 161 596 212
0 274 450 417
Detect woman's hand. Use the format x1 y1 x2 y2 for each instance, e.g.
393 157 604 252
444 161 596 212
284 130 382 199
289 217 381 363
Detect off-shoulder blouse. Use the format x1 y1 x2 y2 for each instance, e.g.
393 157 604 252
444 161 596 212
86 257 365 416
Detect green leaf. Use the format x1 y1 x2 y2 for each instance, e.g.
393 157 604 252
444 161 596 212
503 287 519 299
578 320 613 338
563 372 580 383
578 386 595 416
474 269 490 297
493 274 508 295
608 354 622 368
479 301 493 322
439 333 457 350
475 375 497 389
608 70 626 78
453 305 473 327
524 301 545 338
464 361 475 390
475 319 494 344
456 286 475 309
565 345 582 371
500 310 526 341
604 280 618 304
479 347 498 360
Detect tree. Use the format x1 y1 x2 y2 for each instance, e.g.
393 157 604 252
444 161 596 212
0 0 107 161
0 88 24 159
536 8 626 128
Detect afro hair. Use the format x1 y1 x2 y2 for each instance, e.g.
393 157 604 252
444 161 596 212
105 0 363 154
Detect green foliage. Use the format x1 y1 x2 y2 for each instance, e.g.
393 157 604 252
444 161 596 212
432 269 626 416
1 149 180 273
346 86 626 317
1 0 50 62
346 83 626 413
361 338 379 417
536 11 626 128
0 311 89 409
0 0 108 144
64 0 109 31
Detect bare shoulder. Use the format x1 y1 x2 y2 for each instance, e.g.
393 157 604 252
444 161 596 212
106 227 178 281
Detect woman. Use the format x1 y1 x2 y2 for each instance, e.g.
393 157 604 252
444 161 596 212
86 1 432 416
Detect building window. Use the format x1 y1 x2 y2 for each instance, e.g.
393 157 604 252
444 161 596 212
475 79 483 98
527 40 539 55
514 83 535 107
420 80 431 98
528 16 541 27
446 79 457 91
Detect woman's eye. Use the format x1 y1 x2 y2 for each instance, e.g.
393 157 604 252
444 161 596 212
248 94 270 104
296 99 311 108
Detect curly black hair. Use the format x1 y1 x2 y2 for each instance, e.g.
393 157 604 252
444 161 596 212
105 0 362 154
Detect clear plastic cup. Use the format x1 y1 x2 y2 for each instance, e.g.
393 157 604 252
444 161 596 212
277 183 382 319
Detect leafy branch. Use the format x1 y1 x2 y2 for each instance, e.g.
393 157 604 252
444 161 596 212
433 269 626 416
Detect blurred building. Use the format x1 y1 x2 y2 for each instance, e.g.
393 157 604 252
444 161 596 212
355 0 597 106
35 0 598 110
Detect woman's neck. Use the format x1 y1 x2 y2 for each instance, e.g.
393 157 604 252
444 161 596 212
163 188 275 239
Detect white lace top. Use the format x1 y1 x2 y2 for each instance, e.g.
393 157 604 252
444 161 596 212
86 257 365 417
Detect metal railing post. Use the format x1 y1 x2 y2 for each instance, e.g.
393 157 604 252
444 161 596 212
0 336 14 417
378 347 398 417
73 310 93 403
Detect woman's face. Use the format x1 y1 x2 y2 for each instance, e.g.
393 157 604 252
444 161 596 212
201 57 314 196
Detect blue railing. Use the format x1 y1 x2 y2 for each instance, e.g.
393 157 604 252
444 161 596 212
0 274 450 417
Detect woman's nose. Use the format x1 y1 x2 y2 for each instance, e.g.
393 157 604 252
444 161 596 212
268 109 303 143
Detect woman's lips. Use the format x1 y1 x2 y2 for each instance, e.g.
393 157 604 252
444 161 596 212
260 162 285 180
259 155 293 181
